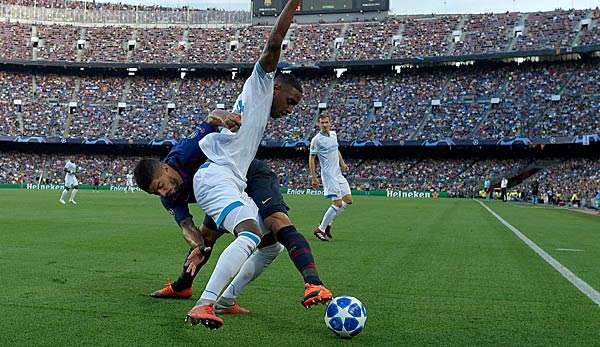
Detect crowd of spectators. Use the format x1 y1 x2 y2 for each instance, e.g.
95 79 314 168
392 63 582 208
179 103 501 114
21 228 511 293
0 59 599 141
183 27 236 64
517 158 600 202
3 0 198 12
1 9 599 64
286 24 342 63
392 15 460 58
513 10 586 51
264 157 536 197
454 12 519 55
0 152 143 186
337 18 403 61
579 9 600 46
4 153 594 204
132 27 184 64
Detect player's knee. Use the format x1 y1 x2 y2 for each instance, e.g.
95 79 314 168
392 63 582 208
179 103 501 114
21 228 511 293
333 199 343 208
235 219 263 239
258 232 277 248
343 195 353 205
264 212 291 234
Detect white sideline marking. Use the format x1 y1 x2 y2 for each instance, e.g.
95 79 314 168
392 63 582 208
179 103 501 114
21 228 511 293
475 200 600 307
556 248 584 252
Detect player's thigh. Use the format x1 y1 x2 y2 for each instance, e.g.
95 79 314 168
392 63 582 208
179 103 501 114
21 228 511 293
323 179 342 203
193 165 246 228
246 164 290 224
339 179 352 204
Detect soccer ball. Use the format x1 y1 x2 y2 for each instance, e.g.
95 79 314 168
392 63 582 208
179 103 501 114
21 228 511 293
324 296 367 338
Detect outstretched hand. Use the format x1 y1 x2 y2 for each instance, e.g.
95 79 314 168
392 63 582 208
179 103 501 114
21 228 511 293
311 177 320 189
185 246 212 274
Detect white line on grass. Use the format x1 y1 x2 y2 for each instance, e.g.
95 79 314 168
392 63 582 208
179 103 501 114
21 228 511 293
556 248 584 252
475 199 600 307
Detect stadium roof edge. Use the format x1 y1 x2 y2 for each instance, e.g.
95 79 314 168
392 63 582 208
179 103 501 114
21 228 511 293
1 45 598 75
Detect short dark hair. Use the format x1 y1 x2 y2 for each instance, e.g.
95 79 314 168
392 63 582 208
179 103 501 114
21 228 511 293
134 158 162 193
275 72 303 94
318 112 330 120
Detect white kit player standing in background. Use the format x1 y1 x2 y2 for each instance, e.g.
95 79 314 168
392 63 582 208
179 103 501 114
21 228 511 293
59 159 79 205
309 112 353 241
125 172 134 193
185 0 303 330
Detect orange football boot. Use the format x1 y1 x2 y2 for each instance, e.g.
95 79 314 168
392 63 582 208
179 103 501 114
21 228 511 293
302 283 333 307
150 281 192 299
186 304 224 330
215 302 250 315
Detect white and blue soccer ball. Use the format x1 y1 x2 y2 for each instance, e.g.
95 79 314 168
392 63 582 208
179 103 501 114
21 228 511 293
324 296 367 338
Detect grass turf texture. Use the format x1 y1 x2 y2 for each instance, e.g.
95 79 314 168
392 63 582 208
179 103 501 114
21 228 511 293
1 190 599 346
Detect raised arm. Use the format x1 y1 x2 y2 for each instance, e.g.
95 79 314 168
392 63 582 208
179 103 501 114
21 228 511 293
259 0 301 73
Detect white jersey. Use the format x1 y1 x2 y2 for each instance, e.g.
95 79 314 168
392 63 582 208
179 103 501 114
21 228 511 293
64 161 79 188
501 178 508 189
126 174 134 185
64 161 77 179
199 62 275 182
310 131 344 183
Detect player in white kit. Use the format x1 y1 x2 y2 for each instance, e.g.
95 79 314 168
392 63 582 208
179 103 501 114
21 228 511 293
125 172 134 192
309 113 353 241
185 0 303 330
59 159 79 205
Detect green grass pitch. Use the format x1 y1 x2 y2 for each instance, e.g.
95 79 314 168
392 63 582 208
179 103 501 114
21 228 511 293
1 190 600 346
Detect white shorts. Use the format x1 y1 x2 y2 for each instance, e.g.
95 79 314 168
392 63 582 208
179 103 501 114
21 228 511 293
194 162 263 234
64 175 79 189
323 176 351 200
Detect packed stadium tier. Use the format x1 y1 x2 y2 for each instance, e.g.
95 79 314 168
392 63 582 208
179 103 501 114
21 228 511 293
0 59 599 142
1 152 598 201
0 9 599 64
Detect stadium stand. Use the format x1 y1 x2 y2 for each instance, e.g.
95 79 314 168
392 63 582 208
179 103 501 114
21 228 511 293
2 153 597 204
0 9 598 64
2 58 599 141
0 5 597 206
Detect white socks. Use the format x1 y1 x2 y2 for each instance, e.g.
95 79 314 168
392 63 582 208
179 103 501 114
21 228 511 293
60 189 69 201
198 231 260 305
70 189 78 202
319 203 348 231
217 243 284 307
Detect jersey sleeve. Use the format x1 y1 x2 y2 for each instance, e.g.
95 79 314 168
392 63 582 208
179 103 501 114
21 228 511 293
233 62 276 116
160 197 192 225
309 136 319 155
191 122 218 142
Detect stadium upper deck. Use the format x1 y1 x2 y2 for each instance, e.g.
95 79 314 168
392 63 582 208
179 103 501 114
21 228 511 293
0 7 599 64
0 59 598 143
